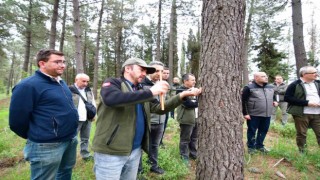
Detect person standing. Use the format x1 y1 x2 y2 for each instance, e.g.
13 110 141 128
170 77 181 118
9 49 79 180
160 67 170 147
270 75 288 125
176 73 199 165
141 61 167 174
92 57 201 180
69 73 96 161
242 72 277 154
284 66 320 153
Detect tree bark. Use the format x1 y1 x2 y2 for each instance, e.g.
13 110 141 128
242 0 254 86
72 0 84 73
197 0 245 179
115 0 124 77
59 0 67 52
93 0 105 98
156 0 162 62
168 0 177 85
7 52 15 95
292 0 307 77
49 0 59 49
22 0 32 75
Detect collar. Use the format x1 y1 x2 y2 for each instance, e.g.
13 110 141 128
39 70 62 82
300 78 314 84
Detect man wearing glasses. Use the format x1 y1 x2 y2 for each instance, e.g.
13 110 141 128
9 49 78 179
285 66 320 153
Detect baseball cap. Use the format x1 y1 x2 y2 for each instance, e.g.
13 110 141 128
122 58 156 74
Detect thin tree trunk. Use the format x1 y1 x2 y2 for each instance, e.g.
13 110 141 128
242 0 254 85
292 0 307 77
115 0 124 77
197 0 245 179
156 0 162 62
59 0 67 52
93 0 105 98
168 0 176 85
7 52 15 95
23 0 32 75
49 0 59 49
72 0 84 73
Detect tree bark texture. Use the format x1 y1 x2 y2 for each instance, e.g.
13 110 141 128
168 0 177 85
93 0 105 98
242 0 254 86
72 0 84 73
156 0 162 62
49 0 59 49
292 0 307 77
59 0 67 52
23 0 32 74
197 0 245 179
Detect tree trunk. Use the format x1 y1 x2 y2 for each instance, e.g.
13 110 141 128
59 0 67 52
168 0 177 85
115 0 124 77
83 30 88 73
242 0 254 86
7 52 15 95
197 0 245 179
72 0 84 73
156 0 162 62
23 0 32 75
93 0 105 98
49 0 59 49
292 0 307 77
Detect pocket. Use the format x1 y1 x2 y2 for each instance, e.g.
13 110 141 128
106 124 120 145
52 117 58 137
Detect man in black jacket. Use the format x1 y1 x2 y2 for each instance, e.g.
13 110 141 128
242 72 277 154
284 66 320 153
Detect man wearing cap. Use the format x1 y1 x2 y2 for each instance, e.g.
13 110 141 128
92 57 202 180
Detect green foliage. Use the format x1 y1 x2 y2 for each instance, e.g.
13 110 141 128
269 122 296 138
186 28 200 79
252 38 291 82
307 51 319 67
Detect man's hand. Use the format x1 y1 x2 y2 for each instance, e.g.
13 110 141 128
179 87 202 99
244 115 251 120
273 101 278 107
308 102 320 107
150 81 169 96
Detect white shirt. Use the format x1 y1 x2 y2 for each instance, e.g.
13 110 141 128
303 81 320 114
75 84 96 121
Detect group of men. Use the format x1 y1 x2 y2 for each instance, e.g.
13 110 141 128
242 67 320 154
9 49 320 179
9 49 201 180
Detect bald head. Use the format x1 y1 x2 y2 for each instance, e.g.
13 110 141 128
254 72 268 85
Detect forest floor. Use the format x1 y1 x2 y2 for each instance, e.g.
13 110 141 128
0 96 319 179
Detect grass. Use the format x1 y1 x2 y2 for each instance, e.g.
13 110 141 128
0 101 320 179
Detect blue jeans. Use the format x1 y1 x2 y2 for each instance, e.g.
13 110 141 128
94 147 142 180
246 116 271 149
24 137 78 180
77 120 92 158
149 123 164 169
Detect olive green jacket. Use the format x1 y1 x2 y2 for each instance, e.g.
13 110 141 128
92 77 183 156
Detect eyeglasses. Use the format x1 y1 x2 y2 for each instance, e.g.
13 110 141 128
48 60 67 66
305 72 318 75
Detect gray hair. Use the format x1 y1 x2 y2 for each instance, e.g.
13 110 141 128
149 61 164 67
75 73 89 80
299 66 316 77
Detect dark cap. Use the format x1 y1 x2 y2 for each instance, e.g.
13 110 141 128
122 58 156 74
